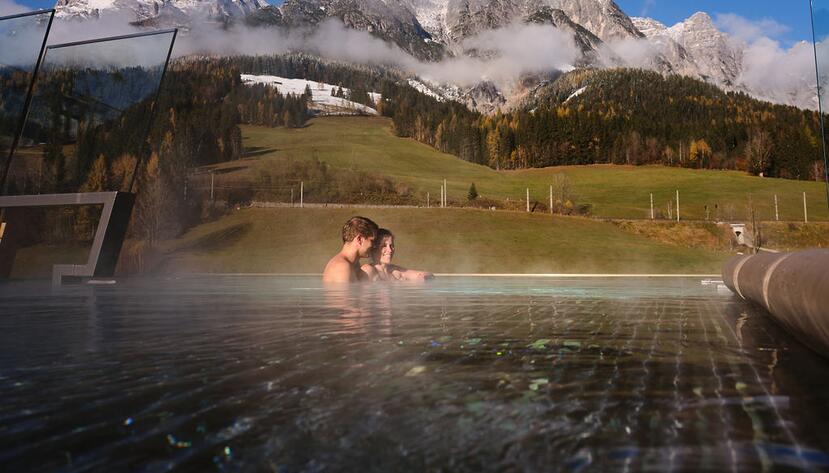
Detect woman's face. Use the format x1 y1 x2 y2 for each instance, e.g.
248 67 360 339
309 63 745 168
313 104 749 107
375 236 395 264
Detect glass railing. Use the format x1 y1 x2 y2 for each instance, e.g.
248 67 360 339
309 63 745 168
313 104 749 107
0 29 176 279
0 9 54 191
811 0 829 208
5 29 177 196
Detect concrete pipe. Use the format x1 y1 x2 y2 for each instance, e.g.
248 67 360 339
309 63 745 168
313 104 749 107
722 250 829 358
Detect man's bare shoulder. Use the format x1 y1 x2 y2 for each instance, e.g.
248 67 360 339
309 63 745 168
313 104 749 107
323 254 352 283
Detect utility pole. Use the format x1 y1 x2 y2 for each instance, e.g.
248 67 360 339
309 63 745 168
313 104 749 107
526 188 530 212
650 193 654 220
804 192 808 223
549 185 553 215
774 194 779 221
676 190 680 222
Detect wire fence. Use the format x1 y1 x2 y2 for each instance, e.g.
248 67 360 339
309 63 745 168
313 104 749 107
183 173 829 223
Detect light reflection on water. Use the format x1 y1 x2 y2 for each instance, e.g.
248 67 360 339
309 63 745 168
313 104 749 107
1 276 829 472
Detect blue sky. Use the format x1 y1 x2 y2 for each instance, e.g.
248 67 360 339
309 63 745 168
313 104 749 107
10 0 816 44
615 0 813 44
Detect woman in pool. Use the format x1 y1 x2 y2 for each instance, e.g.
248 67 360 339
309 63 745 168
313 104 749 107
362 228 434 282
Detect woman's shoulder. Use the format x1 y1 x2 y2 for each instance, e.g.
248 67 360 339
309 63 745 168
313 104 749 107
361 263 379 278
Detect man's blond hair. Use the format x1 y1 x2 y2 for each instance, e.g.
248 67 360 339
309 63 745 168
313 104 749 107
342 216 378 243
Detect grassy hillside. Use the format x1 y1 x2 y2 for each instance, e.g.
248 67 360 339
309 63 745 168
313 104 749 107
156 207 729 274
204 117 829 221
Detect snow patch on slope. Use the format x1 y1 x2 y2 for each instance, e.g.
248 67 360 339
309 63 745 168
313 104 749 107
240 74 379 116
565 86 587 103
407 78 446 102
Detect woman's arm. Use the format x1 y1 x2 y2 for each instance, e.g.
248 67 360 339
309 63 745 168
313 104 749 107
389 265 434 281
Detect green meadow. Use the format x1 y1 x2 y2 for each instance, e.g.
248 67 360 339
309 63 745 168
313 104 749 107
17 116 829 277
157 207 729 274
220 117 829 221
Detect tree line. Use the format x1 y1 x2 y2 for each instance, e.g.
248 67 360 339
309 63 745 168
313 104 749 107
386 68 826 181
222 55 826 181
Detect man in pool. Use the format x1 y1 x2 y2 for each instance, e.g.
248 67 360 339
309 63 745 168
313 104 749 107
322 216 379 283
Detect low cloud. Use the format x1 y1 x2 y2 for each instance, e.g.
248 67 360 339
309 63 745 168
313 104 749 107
419 22 579 87
715 14 816 108
714 13 790 43
0 0 29 16
738 37 817 106
177 17 580 90
603 37 658 70
640 0 656 17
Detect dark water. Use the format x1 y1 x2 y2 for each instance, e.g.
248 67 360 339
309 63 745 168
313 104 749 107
2 276 829 472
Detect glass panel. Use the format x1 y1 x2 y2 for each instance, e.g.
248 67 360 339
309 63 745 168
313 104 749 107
811 0 829 208
2 30 175 279
5 30 176 196
0 10 53 190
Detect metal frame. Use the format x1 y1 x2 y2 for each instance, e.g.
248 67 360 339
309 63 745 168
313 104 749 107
0 192 135 285
126 29 177 192
0 9 54 21
45 28 177 50
810 0 829 211
0 8 55 192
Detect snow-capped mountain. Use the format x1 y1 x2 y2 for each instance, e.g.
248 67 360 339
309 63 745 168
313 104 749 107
55 0 265 24
54 0 816 110
401 0 642 44
629 17 698 77
631 13 817 110
634 12 742 87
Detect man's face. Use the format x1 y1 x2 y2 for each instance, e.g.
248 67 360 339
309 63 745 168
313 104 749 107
357 235 375 258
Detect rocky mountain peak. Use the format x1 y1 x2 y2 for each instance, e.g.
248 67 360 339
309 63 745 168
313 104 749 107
665 11 742 86
545 0 643 42
50 0 813 110
55 0 266 22
630 16 666 36
684 11 714 28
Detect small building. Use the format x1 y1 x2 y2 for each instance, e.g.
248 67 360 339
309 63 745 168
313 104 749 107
730 224 747 245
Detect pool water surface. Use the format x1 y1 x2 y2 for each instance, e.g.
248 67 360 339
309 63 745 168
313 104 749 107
1 276 828 472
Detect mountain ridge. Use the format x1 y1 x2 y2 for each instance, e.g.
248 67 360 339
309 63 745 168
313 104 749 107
54 0 817 111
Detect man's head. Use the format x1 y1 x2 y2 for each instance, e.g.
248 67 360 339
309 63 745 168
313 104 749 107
342 216 378 257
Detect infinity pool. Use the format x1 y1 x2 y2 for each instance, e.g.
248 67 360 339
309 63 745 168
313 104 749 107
1 276 828 472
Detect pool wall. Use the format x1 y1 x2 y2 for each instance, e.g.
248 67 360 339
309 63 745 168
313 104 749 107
723 249 829 358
